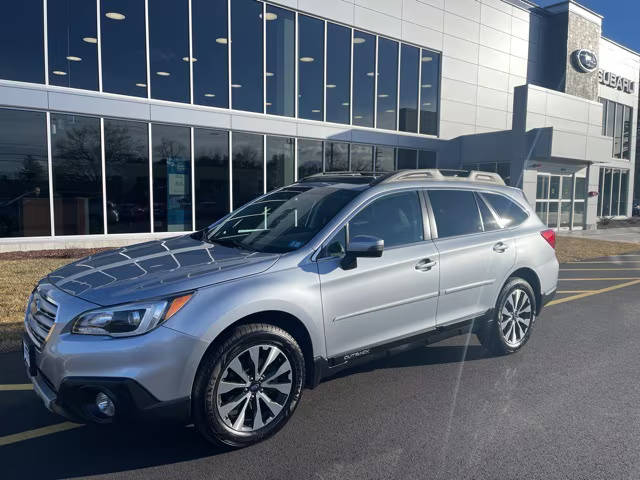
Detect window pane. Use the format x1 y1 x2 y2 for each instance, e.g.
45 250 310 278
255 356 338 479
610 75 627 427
599 98 606 135
230 0 263 112
482 192 528 227
266 5 295 117
374 146 395 172
104 119 150 233
536 175 546 199
326 23 351 124
622 106 632 160
605 100 614 137
266 136 294 191
612 170 621 215
324 142 349 171
573 201 584 227
620 171 629 215
352 31 375 127
51 114 103 235
320 226 346 259
376 38 398 130
420 50 439 135
152 124 192 231
194 129 229 229
232 132 263 209
575 177 586 200
298 139 323 178
497 163 511 185
476 194 500 231
429 190 483 238
149 0 190 103
549 176 560 199
350 144 373 171
350 192 423 247
101 0 147 97
396 148 416 169
560 202 571 228
0 1 44 83
399 44 419 133
561 176 572 200
298 15 324 120
535 202 548 224
418 150 436 168
613 103 623 158
48 0 98 90
0 109 50 237
547 202 558 227
193 0 228 108
602 169 611 216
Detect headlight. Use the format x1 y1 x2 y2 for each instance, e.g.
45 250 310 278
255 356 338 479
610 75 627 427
72 294 192 337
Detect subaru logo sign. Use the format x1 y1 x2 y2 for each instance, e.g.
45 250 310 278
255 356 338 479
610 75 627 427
572 49 598 73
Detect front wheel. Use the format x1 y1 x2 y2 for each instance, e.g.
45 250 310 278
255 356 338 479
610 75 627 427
477 277 536 355
192 323 305 448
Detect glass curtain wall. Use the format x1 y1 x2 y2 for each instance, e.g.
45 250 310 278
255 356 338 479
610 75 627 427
326 23 351 125
420 50 440 135
194 129 229 229
598 168 630 217
297 139 323 178
101 0 147 97
325 142 349 171
266 136 295 191
193 0 229 108
374 146 395 172
231 0 263 113
351 144 374 171
352 31 375 127
376 38 398 130
298 14 324 121
266 5 295 117
232 132 264 209
0 109 50 237
0 1 44 83
399 44 420 133
152 124 192 231
48 0 98 90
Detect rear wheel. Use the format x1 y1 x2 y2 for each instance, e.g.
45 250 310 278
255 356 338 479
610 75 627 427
193 323 305 448
478 277 536 355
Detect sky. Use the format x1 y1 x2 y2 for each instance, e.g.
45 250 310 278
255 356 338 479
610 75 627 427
536 0 640 53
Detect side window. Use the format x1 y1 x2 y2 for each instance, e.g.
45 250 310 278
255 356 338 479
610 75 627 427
475 193 500 231
428 190 483 238
482 193 528 228
349 191 424 248
320 226 347 258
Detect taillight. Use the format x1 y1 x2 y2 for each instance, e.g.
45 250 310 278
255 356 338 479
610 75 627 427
541 229 555 249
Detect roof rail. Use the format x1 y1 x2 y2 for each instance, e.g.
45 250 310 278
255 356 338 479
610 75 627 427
381 169 505 186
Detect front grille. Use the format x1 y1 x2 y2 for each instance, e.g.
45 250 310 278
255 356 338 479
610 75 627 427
25 287 58 349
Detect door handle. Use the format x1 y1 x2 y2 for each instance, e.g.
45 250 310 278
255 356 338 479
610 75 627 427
493 242 509 253
415 258 437 271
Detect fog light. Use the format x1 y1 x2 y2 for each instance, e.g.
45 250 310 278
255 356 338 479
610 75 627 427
95 392 115 417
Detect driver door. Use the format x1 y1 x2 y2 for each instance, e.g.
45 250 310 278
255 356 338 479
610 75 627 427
317 191 440 359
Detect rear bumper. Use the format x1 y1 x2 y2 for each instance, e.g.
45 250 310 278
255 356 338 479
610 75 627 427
540 287 557 312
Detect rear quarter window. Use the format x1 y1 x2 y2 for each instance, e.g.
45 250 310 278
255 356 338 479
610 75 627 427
481 192 528 228
428 190 483 238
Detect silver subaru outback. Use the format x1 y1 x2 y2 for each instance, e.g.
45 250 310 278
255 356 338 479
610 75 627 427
24 169 558 447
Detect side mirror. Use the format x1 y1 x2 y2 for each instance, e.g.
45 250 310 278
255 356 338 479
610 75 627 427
341 235 384 270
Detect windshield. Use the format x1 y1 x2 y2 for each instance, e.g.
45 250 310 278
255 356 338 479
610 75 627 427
205 184 361 253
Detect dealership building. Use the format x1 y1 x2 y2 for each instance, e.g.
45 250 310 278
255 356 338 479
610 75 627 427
0 0 638 250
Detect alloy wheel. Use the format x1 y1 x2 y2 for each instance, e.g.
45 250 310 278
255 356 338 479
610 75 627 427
499 288 533 347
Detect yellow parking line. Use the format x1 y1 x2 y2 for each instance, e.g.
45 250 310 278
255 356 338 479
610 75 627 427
547 279 640 307
0 384 33 391
0 422 83 447
557 290 596 294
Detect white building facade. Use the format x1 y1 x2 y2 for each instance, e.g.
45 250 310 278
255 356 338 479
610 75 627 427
0 0 637 250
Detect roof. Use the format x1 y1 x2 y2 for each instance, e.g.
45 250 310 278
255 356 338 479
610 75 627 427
299 170 506 187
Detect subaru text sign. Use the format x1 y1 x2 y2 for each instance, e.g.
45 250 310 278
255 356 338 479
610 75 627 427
598 69 635 94
572 49 598 73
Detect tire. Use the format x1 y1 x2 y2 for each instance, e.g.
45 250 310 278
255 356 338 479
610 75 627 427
477 277 537 356
192 323 305 448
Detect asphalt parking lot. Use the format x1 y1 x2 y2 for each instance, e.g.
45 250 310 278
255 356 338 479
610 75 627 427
2 253 640 480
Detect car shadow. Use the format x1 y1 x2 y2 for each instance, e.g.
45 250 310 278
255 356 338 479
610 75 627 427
1 340 491 479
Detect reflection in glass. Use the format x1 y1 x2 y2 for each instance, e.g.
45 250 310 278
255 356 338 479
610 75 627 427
233 132 264 209
148 0 190 103
620 171 629 215
535 202 548 225
605 100 614 137
399 44 419 132
51 114 103 235
613 103 623 158
193 0 228 108
574 177 586 200
298 139 323 178
560 202 571 228
267 136 295 191
374 146 395 172
376 38 398 130
0 109 50 237
231 0 263 113
352 31 375 127
48 0 98 90
602 169 611 216
418 150 436 168
622 106 632 159
547 202 558 228
420 50 440 135
101 0 147 97
152 124 192 231
195 129 229 229
549 176 560 199
536 175 549 199
573 202 584 228
266 5 295 117
0 1 44 83
350 144 373 171
396 148 417 169
298 15 324 121
611 170 621 215
104 119 149 233
325 142 349 171
326 23 351 124
561 176 572 200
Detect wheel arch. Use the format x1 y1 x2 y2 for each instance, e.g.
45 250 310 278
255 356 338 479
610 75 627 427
504 267 542 314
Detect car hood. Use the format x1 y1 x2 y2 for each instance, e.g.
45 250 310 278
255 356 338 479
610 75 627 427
47 234 280 306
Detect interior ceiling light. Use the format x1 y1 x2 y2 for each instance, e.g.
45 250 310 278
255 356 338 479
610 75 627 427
326 84 336 88
341 102 349 106
378 94 389 98
231 84 242 88
353 37 366 44
216 37 228 44
156 71 170 76
299 57 314 62
260 12 278 20
205 93 216 97
136 83 147 87
385 109 395 113
311 109 321 113
366 72 375 77
265 72 274 77
354 115 363 119
423 102 431 106
265 101 272 106
182 56 197 62
105 12 125 20
52 70 67 76
66 56 82 62
422 84 432 88
82 37 97 44
421 56 433 62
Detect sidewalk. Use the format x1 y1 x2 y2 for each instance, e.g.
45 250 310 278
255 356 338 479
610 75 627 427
559 227 640 244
